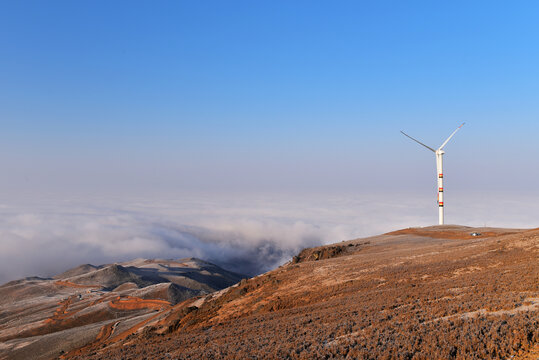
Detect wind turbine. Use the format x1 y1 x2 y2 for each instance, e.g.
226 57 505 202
401 123 465 225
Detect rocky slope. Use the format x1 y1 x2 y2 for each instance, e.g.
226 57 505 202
64 225 538 360
0 258 244 360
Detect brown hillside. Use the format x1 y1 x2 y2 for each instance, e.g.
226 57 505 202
66 225 538 360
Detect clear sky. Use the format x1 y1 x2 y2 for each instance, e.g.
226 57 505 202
1 1 539 282
1 0 539 196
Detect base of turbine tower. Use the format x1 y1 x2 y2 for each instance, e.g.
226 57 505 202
438 206 444 225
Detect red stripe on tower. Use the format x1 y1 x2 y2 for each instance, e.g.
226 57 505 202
439 187 443 192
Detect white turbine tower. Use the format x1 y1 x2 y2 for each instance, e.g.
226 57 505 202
401 123 465 225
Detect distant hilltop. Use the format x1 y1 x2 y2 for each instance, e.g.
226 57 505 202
0 257 246 360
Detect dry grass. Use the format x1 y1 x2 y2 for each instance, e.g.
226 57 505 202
65 226 539 360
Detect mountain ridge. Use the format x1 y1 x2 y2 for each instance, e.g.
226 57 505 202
65 225 538 360
0 257 246 360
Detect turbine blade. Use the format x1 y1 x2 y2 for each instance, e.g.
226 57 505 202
400 131 436 152
438 123 465 150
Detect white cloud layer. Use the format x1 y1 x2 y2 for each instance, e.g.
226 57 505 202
0 191 537 285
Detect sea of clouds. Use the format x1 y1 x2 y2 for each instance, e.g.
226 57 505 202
0 191 537 284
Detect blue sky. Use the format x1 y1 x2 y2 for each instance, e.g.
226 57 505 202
1 1 538 195
1 1 539 281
